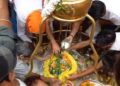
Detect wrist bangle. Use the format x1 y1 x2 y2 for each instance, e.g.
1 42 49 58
0 19 11 24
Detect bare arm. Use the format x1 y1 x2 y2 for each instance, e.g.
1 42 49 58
0 0 12 28
69 61 103 80
62 22 81 47
46 19 60 54
69 40 90 50
70 21 80 37
46 19 56 44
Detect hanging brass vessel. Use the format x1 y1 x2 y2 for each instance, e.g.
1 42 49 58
52 0 92 22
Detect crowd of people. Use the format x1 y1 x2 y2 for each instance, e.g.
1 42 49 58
0 0 120 86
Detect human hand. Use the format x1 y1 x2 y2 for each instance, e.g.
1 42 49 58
68 73 79 80
64 80 74 86
40 76 62 86
61 35 73 49
51 41 61 54
50 78 62 86
64 35 73 43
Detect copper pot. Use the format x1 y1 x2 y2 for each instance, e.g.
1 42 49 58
52 0 92 22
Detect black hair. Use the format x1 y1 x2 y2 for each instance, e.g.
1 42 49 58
101 50 120 73
81 0 106 32
88 0 106 20
24 75 41 86
16 41 34 57
95 29 116 47
114 53 120 86
0 75 9 83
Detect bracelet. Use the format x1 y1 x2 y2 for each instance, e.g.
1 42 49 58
69 34 74 38
0 19 11 24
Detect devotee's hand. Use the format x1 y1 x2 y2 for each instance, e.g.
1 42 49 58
68 73 79 80
40 76 62 86
65 35 73 43
50 78 62 86
52 41 61 54
61 35 73 49
64 80 74 86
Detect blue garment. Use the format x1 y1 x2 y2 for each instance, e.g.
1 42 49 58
9 3 17 33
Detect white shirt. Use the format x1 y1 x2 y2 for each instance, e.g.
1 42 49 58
110 32 120 51
86 21 101 37
85 20 101 42
17 79 26 86
14 0 42 23
9 0 13 3
85 22 120 51
100 0 120 25
13 0 43 42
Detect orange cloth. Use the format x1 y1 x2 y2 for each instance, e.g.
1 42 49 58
26 10 46 34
